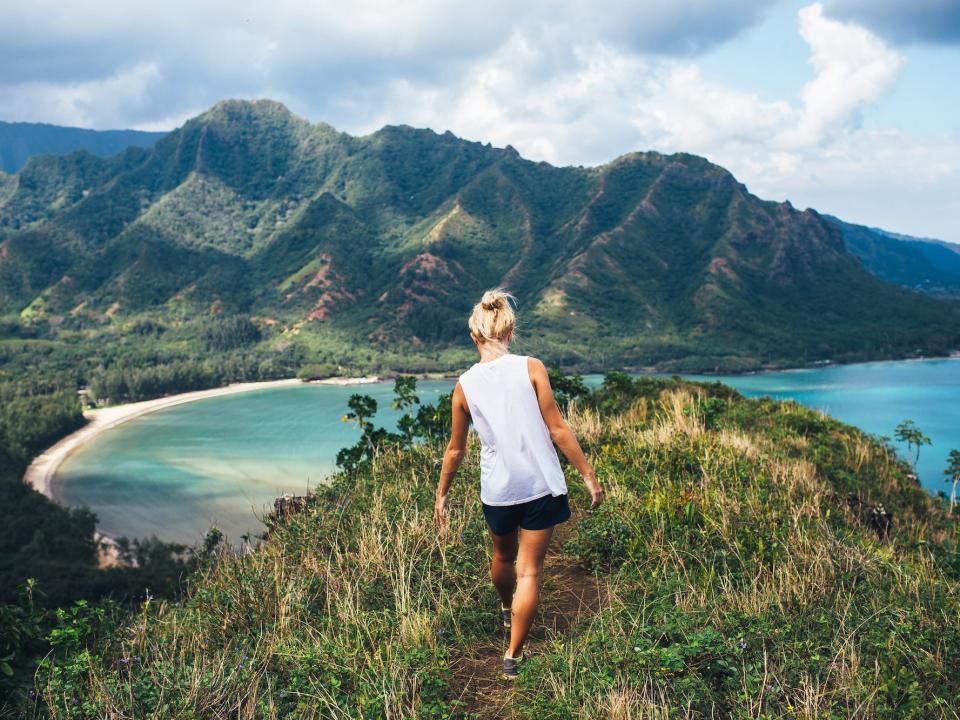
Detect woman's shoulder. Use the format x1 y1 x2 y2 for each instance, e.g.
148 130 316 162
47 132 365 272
520 354 547 372
519 356 549 387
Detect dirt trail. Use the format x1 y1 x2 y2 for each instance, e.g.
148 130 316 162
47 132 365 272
450 507 606 719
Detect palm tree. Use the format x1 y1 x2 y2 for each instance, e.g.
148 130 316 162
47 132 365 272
945 450 960 512
894 420 932 469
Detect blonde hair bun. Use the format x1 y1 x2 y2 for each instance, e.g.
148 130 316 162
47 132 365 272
481 291 507 311
469 288 517 343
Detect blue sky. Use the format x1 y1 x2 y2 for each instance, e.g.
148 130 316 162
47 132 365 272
703 1 960 138
693 0 960 239
1 0 958 241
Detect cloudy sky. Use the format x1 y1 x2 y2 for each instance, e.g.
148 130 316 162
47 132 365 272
2 0 959 241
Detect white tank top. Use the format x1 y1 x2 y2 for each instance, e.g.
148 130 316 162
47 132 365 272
457 353 568 506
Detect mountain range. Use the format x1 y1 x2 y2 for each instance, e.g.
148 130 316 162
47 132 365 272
0 120 164 175
1 99 959 371
826 216 960 297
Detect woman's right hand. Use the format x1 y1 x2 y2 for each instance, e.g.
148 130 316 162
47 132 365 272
584 474 604 510
433 493 448 529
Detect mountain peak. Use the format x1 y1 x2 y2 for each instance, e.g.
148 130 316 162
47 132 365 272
3 99 959 369
195 98 310 125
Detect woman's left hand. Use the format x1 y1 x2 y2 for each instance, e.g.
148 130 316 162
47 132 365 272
433 493 448 528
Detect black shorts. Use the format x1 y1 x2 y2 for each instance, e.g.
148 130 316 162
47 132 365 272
482 493 571 536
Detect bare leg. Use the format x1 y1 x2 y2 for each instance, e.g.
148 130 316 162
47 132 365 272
489 528 519 608
508 526 554 658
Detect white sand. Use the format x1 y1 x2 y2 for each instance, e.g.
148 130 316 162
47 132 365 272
18 373 397 566
22 374 393 503
309 374 381 386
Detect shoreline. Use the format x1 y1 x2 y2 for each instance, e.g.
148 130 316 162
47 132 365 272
667 354 960 378
24 354 960 505
22 375 378 505
18 356 959 563
619 351 960 379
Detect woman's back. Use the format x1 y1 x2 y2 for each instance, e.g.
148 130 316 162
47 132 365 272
436 287 604 679
458 353 568 505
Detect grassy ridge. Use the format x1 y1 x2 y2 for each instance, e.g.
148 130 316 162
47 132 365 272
521 384 960 718
32 376 960 718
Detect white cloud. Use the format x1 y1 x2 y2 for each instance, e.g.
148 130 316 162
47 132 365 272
369 3 959 241
0 0 956 240
0 62 163 129
785 2 904 148
0 1 771 87
0 1 777 133
373 3 905 166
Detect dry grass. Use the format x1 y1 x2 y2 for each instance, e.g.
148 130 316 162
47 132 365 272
36 382 960 719
511 388 960 719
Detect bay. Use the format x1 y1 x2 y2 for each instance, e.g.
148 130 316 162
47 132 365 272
681 358 960 499
55 359 960 544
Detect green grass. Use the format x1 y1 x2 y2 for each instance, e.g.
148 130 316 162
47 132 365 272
517 387 960 718
0 337 62 348
29 376 960 718
18 291 49 321
277 255 330 293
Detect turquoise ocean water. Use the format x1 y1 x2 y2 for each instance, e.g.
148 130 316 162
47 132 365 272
55 359 960 544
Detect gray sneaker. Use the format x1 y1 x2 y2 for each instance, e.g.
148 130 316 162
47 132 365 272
501 606 511 629
503 651 524 680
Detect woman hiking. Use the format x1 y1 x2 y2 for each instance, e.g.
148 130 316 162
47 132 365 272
433 288 605 680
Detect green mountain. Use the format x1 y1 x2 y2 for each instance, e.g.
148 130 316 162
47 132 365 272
827 215 960 297
1 99 959 372
0 120 165 174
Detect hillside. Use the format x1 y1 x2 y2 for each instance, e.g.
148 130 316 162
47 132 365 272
1 99 960 375
0 120 165 175
20 375 960 718
827 215 960 297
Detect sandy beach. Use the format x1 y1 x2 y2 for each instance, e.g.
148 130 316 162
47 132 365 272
22 375 381 504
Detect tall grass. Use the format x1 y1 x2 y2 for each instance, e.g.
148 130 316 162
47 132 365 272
35 378 960 719
520 387 960 719
36 434 502 718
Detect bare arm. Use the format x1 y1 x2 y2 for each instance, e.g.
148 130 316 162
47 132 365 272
434 382 471 527
528 357 604 509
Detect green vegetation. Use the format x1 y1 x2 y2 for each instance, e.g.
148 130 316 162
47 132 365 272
0 121 164 175
828 215 960 298
11 374 958 718
0 382 199 710
946 449 960 511
3 99 960 384
894 419 932 469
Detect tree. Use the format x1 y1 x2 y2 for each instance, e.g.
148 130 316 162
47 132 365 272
945 449 960 512
337 393 404 472
335 379 452 472
341 394 379 455
548 365 588 412
391 376 420 443
201 316 261 352
894 420 931 469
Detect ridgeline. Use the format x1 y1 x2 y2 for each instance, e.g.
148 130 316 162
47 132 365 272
2 99 960 379
0 121 164 175
11 374 959 718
